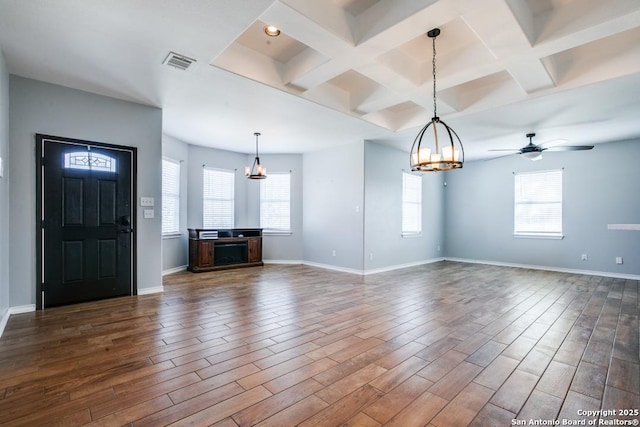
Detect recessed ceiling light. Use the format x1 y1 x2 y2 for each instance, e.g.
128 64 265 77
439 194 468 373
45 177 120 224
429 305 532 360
264 25 281 37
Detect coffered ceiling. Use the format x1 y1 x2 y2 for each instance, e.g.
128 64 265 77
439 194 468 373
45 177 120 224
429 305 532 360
1 0 639 160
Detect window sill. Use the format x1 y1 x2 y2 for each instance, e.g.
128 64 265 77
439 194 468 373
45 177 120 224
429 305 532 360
162 233 183 240
401 233 422 238
263 231 292 236
514 233 564 240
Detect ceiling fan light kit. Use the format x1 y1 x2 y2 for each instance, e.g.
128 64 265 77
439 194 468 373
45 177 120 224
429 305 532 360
410 28 464 172
489 132 594 161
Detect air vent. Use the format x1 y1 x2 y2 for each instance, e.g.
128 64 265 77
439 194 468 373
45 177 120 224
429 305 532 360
163 52 195 70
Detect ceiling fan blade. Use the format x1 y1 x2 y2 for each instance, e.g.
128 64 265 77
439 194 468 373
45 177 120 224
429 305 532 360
545 145 594 151
488 149 520 152
484 152 518 161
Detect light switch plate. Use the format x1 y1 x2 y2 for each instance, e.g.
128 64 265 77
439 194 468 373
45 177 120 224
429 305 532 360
143 209 155 219
0 156 3 178
140 196 154 207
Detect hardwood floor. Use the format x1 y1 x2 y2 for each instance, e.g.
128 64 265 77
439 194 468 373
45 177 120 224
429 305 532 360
0 262 638 426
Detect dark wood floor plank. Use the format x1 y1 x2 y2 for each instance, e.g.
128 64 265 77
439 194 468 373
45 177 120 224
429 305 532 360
430 382 494 427
254 394 327 427
428 360 483 401
368 355 428 393
298 384 383 427
384 390 448 427
169 363 261 404
315 362 387 404
363 375 433 424
166 385 272 427
231 378 323 427
135 382 245 427
263 357 338 394
0 263 636 426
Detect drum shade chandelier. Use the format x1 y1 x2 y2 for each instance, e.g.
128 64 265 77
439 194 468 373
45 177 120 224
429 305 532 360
245 132 267 179
410 28 464 172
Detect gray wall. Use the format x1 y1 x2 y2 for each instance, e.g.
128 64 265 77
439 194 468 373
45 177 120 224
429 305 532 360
162 134 189 272
364 141 444 272
184 145 304 264
9 76 163 306
0 49 9 318
246 153 304 262
303 142 365 271
444 139 640 276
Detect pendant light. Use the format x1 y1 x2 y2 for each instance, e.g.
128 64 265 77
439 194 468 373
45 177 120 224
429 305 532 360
245 132 267 179
410 28 464 172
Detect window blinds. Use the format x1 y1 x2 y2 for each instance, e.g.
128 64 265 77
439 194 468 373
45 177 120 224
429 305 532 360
514 169 563 236
203 168 235 228
260 172 291 233
402 172 422 235
161 158 180 234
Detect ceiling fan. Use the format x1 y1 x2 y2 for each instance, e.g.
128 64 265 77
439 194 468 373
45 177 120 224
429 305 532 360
489 133 594 161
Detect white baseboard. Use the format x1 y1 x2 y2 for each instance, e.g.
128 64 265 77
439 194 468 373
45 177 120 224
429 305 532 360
138 286 164 295
364 257 445 275
0 309 8 339
263 259 304 265
302 258 446 276
302 261 364 275
444 257 640 281
10 304 36 314
162 265 187 276
0 304 36 339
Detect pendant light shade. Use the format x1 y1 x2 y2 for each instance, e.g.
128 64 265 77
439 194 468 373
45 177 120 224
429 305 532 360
410 28 464 172
245 132 267 179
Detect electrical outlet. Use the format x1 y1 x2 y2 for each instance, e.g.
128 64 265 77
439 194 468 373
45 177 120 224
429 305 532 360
369 253 374 261
332 250 336 257
143 209 155 219
581 254 588 261
140 196 154 207
616 257 623 265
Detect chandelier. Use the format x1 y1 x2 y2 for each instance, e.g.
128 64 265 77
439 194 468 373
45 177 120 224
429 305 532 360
245 132 267 179
410 28 464 172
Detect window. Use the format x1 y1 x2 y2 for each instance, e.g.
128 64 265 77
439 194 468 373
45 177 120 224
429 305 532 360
260 172 291 233
514 169 563 238
64 151 116 172
161 158 180 235
203 168 235 228
402 171 422 236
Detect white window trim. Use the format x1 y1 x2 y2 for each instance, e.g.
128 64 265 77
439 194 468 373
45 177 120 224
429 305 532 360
514 169 564 239
260 172 292 235
162 157 181 236
401 171 422 237
203 167 235 229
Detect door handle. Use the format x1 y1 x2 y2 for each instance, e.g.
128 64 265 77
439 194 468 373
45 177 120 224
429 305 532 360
119 215 132 233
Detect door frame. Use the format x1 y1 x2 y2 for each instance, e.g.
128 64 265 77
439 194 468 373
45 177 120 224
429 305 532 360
35 134 138 310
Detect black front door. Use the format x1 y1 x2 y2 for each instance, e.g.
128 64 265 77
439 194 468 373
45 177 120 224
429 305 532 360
37 135 135 308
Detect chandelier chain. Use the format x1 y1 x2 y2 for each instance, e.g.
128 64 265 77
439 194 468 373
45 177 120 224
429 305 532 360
432 35 437 118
